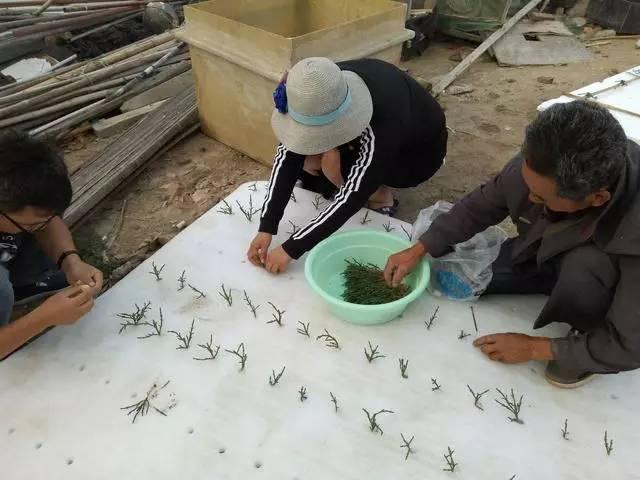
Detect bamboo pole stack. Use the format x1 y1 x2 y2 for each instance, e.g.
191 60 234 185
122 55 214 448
0 0 187 64
0 30 192 140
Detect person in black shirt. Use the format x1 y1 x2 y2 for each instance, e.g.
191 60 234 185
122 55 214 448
0 131 102 359
247 57 447 273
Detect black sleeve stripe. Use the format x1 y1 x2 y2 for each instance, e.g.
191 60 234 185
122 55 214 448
292 126 376 241
261 143 288 217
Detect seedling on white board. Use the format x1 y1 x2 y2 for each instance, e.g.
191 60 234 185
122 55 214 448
225 343 247 371
168 319 195 350
149 262 165 281
217 200 233 215
470 305 479 333
120 380 174 424
188 283 206 299
362 408 394 435
458 330 471 340
243 290 260 317
298 386 308 402
236 196 259 222
495 388 524 424
399 358 409 378
400 225 412 241
296 321 311 337
290 191 297 203
267 302 285 326
317 329 340 349
425 306 439 330
400 434 415 460
442 446 458 472
360 211 371 225
466 385 489 411
193 334 220 361
138 307 164 339
364 342 385 363
269 366 286 386
431 378 442 391
561 419 570 440
286 220 301 235
177 270 186 291
604 430 613 456
382 220 395 232
330 392 339 412
117 301 151 333
219 284 233 307
312 194 324 210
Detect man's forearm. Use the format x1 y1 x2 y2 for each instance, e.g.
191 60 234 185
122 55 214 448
0 309 50 360
34 216 77 266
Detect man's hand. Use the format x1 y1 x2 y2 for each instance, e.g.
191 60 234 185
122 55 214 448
247 232 272 267
265 246 292 274
473 333 553 363
61 256 103 296
38 285 95 327
383 242 426 287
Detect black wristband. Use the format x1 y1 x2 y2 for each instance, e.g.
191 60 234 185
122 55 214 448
57 250 80 269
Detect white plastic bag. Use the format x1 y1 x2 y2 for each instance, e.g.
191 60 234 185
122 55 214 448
412 201 508 301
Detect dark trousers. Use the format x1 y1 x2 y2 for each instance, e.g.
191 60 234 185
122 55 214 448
484 239 618 332
0 235 56 326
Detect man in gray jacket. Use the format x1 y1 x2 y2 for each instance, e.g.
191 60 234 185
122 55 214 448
384 101 640 388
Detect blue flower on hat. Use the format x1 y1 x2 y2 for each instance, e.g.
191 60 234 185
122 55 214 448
273 80 288 114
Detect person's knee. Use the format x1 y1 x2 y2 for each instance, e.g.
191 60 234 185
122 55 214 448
0 270 15 326
559 245 618 287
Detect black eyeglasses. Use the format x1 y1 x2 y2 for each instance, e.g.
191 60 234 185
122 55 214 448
0 211 55 234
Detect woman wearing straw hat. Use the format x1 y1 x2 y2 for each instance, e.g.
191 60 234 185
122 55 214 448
248 57 447 273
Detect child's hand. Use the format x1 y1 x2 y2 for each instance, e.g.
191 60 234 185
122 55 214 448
38 285 94 327
248 232 272 266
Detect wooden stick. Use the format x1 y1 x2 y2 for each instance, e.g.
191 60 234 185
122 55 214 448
68 10 141 42
33 0 54 15
0 89 112 128
0 10 96 31
30 61 191 137
585 40 612 47
51 54 78 71
8 6 137 37
104 42 184 102
562 92 640 119
431 0 543 96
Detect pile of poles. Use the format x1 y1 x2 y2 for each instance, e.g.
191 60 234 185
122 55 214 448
0 30 192 140
0 0 178 45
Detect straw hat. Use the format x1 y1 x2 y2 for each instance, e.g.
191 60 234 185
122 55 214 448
271 57 373 155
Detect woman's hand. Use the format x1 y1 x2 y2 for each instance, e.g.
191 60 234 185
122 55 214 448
265 246 292 274
247 232 272 266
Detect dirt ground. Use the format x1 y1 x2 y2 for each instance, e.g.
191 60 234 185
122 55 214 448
67 36 640 278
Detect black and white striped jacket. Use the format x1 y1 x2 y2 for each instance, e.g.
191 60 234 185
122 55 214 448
259 59 447 259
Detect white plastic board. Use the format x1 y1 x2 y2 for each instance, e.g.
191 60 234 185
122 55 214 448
538 65 640 145
1 183 638 480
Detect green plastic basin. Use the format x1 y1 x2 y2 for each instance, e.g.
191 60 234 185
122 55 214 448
304 230 430 325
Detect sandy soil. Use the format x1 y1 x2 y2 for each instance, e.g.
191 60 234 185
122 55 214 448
67 35 640 277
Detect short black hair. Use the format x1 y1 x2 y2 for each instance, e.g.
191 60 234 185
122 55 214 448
0 130 72 214
522 101 627 199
